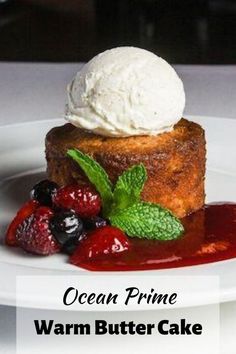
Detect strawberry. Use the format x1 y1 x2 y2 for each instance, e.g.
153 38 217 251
53 184 101 218
16 207 61 255
5 199 39 247
69 226 130 265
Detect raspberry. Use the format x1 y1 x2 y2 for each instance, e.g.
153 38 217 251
69 226 130 265
53 185 101 218
16 207 61 255
5 200 39 247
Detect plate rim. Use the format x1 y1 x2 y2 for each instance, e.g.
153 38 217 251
1 115 236 310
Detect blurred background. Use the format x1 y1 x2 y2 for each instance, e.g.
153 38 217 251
0 0 235 63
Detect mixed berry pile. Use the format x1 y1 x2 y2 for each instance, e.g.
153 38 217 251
5 180 130 266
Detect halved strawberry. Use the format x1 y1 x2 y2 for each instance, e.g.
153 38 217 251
5 200 39 247
69 226 130 266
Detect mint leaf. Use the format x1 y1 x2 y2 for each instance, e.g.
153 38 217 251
112 164 147 211
109 202 184 240
67 149 113 215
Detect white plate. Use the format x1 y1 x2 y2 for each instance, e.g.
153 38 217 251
0 115 236 309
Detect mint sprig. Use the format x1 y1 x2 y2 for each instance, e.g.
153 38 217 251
67 148 184 240
109 202 184 240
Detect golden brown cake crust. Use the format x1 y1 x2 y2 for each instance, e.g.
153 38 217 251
45 118 206 218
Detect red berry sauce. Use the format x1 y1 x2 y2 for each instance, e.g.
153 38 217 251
74 203 236 271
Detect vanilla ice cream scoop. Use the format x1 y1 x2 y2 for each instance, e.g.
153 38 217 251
65 47 185 137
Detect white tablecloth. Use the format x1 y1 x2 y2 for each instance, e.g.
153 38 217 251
0 63 236 354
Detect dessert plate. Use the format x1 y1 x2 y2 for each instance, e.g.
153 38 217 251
0 115 236 308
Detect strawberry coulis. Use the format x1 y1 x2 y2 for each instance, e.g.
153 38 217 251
72 203 236 271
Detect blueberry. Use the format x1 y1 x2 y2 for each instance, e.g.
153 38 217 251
83 216 107 231
62 238 78 255
62 231 87 255
31 179 58 206
49 211 83 246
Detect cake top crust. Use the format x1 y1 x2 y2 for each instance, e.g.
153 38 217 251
46 118 204 156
